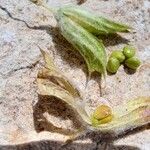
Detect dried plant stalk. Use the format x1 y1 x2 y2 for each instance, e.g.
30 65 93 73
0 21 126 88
37 50 150 140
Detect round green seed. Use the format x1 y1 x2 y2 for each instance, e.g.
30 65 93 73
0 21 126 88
91 105 113 126
123 45 136 58
107 57 120 73
110 50 125 63
93 105 112 120
125 57 141 70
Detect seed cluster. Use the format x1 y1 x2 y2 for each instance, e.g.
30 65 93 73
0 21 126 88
30 0 131 79
107 45 141 74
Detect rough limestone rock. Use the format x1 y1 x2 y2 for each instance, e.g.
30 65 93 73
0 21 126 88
0 0 150 149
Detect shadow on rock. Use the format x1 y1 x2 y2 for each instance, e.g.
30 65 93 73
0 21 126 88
33 94 83 135
77 0 87 5
123 65 137 75
0 123 148 150
97 33 129 47
0 139 140 150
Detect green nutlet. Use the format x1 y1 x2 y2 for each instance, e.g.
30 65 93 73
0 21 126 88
110 50 125 63
91 105 113 126
107 57 120 73
123 45 136 58
125 57 141 70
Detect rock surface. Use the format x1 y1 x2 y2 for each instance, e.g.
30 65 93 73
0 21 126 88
0 0 150 149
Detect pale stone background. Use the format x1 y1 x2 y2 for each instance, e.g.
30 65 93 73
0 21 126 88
0 0 150 149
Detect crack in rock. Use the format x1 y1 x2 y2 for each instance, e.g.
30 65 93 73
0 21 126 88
0 59 40 78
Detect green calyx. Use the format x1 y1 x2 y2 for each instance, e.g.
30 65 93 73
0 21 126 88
56 10 107 77
61 6 131 35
